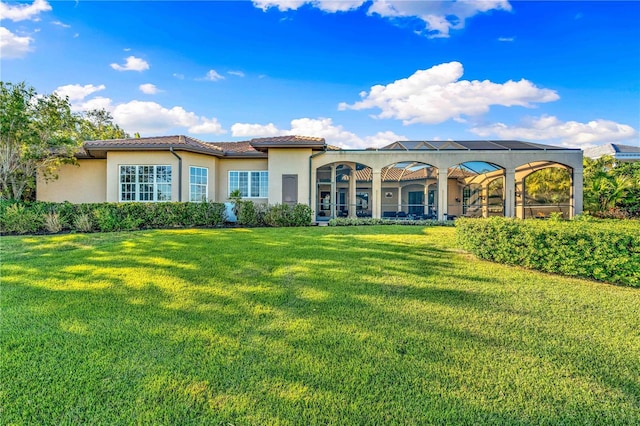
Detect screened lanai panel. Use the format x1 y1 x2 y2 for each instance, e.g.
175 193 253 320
455 141 507 150
497 140 569 150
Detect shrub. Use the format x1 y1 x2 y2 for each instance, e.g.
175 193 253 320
92 206 121 232
291 204 312 226
198 201 226 227
92 205 142 232
456 217 640 287
73 213 94 232
0 203 43 234
0 201 312 234
328 217 455 227
43 212 62 233
237 201 261 227
263 203 293 227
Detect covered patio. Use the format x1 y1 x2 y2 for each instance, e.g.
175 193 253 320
311 140 583 221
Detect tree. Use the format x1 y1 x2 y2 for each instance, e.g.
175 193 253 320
583 156 640 217
0 82 131 200
77 109 128 141
0 82 80 200
524 167 570 204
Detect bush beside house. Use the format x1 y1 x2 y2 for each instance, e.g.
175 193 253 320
455 217 640 287
0 200 312 234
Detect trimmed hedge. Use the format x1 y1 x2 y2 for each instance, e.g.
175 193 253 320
0 200 314 235
455 217 640 287
0 200 226 234
328 217 455 227
236 201 312 227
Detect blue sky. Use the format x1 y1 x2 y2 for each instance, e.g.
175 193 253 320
1 0 639 149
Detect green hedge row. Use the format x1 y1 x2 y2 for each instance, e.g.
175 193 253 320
235 201 312 228
0 200 227 234
0 200 312 234
328 217 455 227
455 217 640 287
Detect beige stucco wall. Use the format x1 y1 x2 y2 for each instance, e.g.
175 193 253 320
216 158 269 204
106 151 181 202
106 151 220 202
447 179 463 217
179 152 217 202
267 148 312 205
37 159 107 203
381 186 399 211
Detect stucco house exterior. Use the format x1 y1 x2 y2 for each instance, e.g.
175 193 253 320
37 135 584 220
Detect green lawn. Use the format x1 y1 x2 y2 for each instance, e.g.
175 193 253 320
1 226 639 425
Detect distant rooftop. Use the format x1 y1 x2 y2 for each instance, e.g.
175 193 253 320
583 143 640 161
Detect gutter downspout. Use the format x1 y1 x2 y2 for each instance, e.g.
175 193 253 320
169 147 183 202
309 149 327 210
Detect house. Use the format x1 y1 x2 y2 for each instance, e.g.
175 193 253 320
37 135 584 220
583 143 640 162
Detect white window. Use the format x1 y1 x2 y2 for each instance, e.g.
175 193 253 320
119 165 172 202
189 166 208 202
229 171 268 198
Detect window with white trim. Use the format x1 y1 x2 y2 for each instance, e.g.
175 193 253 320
119 165 172 202
229 171 268 198
189 166 208 202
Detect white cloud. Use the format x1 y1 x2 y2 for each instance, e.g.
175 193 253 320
172 73 184 80
363 130 408 148
253 0 307 11
111 100 226 135
368 0 512 38
232 122 281 137
232 117 407 148
54 83 111 112
253 0 510 37
339 61 559 125
0 27 33 58
288 117 363 147
470 115 638 148
110 56 149 72
498 36 514 42
55 83 106 102
0 0 51 22
202 69 225 81
139 83 160 94
254 0 369 12
188 117 225 135
51 20 70 28
54 84 225 135
76 96 113 112
228 70 245 77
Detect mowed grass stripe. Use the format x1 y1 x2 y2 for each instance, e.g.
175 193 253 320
1 226 639 425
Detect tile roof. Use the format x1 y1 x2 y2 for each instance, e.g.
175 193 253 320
213 141 266 156
336 166 477 182
249 135 327 151
81 135 325 157
84 135 224 156
250 135 325 144
338 165 474 182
